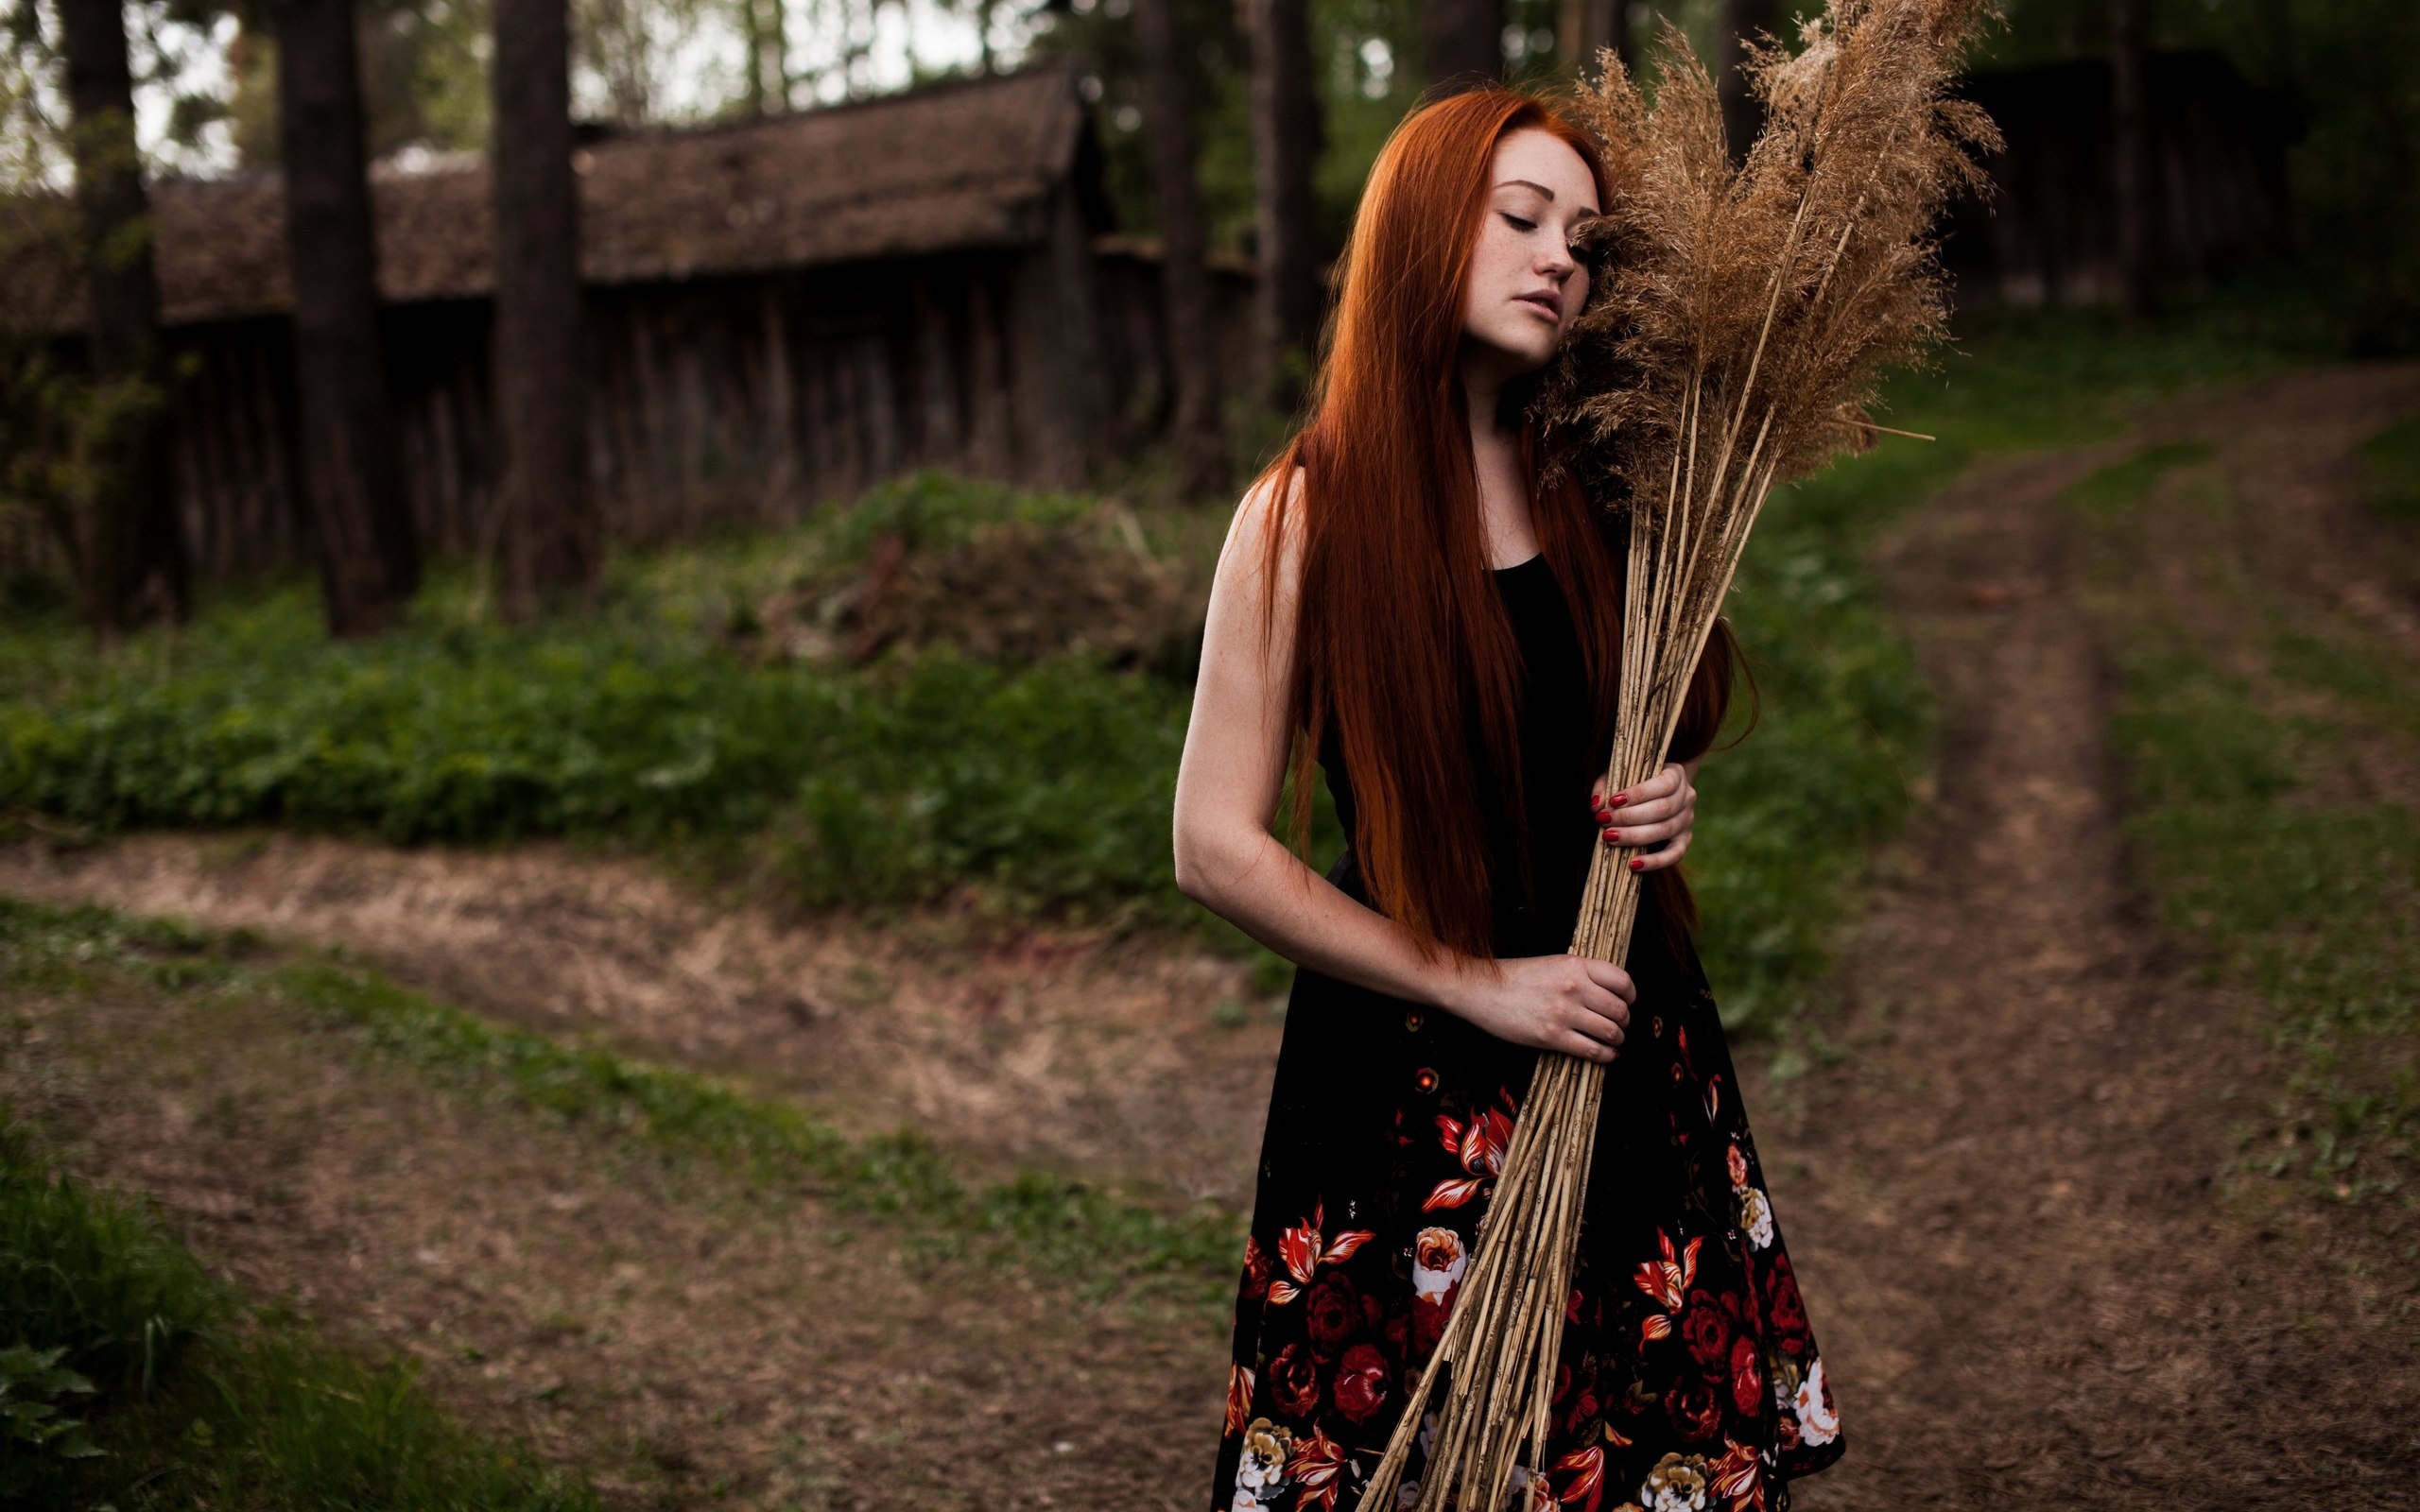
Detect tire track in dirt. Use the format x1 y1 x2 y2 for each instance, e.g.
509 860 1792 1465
1772 367 2420 1510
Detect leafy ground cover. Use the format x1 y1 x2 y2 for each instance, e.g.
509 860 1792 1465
0 1099 596 1509
2068 414 2420 1209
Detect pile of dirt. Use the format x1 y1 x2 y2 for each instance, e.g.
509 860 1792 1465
733 500 1202 671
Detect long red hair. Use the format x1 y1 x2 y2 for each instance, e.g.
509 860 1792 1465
1262 87 1738 964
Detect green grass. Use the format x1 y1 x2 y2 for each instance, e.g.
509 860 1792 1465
2065 440 2217 521
2360 414 2420 526
0 1109 597 1509
2103 629 2419 1202
0 895 1243 1303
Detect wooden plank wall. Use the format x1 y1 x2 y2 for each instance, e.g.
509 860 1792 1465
3 235 1261 589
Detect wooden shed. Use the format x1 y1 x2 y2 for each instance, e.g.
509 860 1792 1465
133 63 1249 581
1943 49 2298 307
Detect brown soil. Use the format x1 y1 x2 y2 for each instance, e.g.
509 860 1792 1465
0 835 1282 1207
1 960 1228 1510
7 363 2420 1508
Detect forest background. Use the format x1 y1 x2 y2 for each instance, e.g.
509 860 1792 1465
2 0 2419 1503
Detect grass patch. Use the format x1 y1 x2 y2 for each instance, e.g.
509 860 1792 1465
2065 440 2217 522
2104 632 2419 1202
2359 414 2420 526
0 895 1243 1304
0 1110 596 1509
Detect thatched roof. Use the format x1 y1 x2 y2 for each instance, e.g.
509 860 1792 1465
149 65 1090 327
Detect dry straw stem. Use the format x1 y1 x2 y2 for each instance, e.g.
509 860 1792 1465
1356 4 1996 1508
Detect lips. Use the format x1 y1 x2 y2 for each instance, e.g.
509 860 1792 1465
1516 290 1563 320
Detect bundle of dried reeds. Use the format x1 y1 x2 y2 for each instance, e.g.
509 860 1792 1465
1356 5 1996 1508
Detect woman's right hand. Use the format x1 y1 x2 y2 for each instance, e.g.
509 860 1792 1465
1435 954 1634 1063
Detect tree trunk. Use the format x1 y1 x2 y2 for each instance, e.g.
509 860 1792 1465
1246 0 1321 408
492 0 598 614
60 0 188 634
1556 0 1627 77
1718 0 1778 162
270 0 420 636
1132 0 1224 497
2110 0 2156 320
1424 0 1500 93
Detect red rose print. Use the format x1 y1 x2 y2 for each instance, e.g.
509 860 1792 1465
1270 1342 1322 1418
1766 1253 1809 1343
1730 1336 1763 1416
1305 1274 1378 1353
1680 1289 1735 1370
1665 1381 1721 1443
1334 1343 1389 1423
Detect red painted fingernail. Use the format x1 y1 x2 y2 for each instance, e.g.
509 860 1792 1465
1608 794 1628 808
1603 829 1620 842
1628 857 1646 871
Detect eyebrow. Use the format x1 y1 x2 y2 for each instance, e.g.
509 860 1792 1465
1496 179 1601 219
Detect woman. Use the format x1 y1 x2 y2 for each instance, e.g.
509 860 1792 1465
1171 88 1843 1512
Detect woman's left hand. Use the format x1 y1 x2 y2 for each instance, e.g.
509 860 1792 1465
1589 760 1699 873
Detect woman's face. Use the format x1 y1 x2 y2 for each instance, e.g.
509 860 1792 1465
1459 127 1600 380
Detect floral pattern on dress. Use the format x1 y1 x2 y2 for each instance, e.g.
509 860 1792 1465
1208 934 1844 1512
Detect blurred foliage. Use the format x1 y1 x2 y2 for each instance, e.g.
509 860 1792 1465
0 1089 597 1506
0 34 173 626
2360 414 2420 527
1987 0 2420 351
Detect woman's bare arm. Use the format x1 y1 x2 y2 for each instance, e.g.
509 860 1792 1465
1171 471 1636 1064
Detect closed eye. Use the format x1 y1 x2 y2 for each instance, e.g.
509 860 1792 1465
1500 212 1537 232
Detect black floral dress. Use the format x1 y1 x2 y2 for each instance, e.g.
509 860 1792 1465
1208 554 1844 1512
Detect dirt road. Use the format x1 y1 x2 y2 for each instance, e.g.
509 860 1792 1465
1780 362 2420 1508
6 363 2418 1508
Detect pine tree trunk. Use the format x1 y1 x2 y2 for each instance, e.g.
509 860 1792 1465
1246 0 1321 408
492 0 597 615
1556 0 1627 77
1718 0 1777 162
2110 0 2156 320
60 0 188 634
1132 0 1225 497
1424 0 1500 92
271 0 420 636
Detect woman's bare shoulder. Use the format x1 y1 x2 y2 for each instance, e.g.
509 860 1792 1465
1224 465 1308 560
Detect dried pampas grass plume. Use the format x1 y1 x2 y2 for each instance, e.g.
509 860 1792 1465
1354 4 1997 1510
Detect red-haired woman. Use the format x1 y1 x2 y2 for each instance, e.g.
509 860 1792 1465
1173 88 1843 1512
